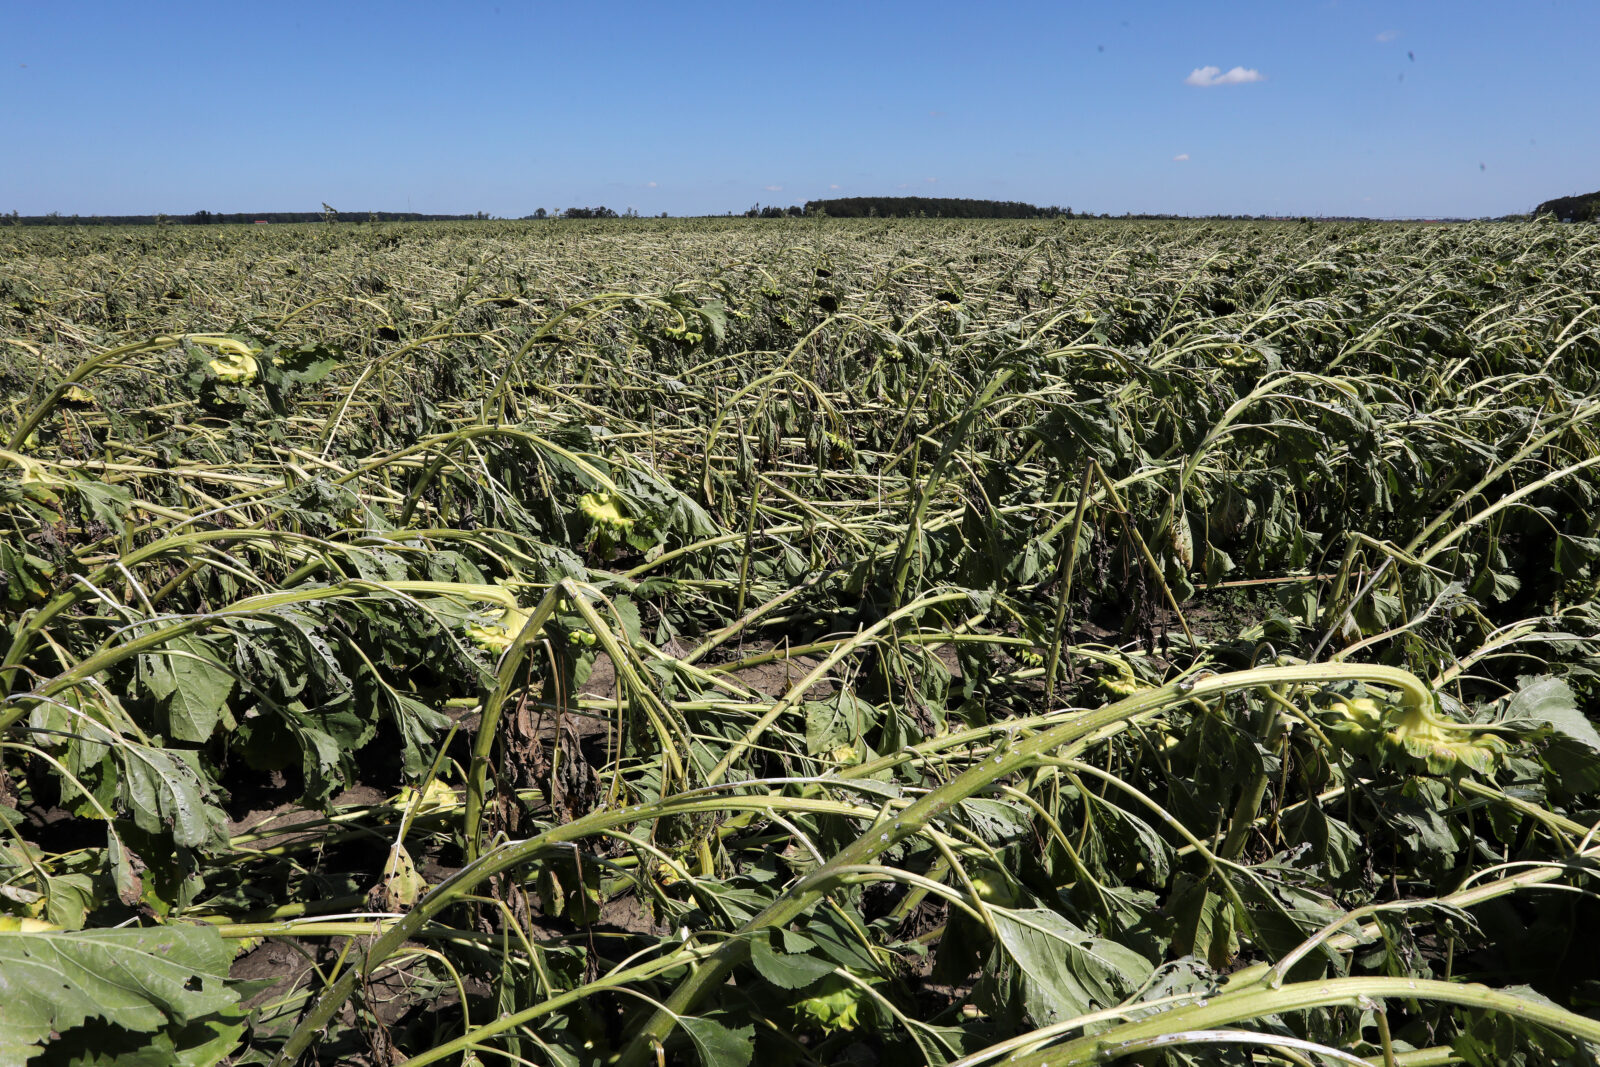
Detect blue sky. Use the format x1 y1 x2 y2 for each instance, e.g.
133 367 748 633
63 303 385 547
4 0 1596 218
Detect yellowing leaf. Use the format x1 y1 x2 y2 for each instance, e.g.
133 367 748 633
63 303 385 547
466 605 534 651
580 491 634 530
378 843 425 910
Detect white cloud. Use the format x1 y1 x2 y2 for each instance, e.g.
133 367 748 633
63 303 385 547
646 181 658 188
1185 65 1264 87
896 183 910 189
1172 153 1190 162
1376 29 1399 42
829 183 840 190
764 184 782 192
925 177 938 184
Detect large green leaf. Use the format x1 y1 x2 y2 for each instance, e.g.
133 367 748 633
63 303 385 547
387 692 452 777
678 1015 754 1067
0 925 242 1065
988 907 1152 1026
804 691 878 756
118 741 225 851
749 930 835 990
140 637 235 743
1496 675 1600 752
41 1013 248 1067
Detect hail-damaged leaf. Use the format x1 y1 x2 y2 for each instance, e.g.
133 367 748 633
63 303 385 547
984 907 1152 1026
466 605 535 651
678 1014 754 1067
0 925 243 1063
749 931 836 990
1493 676 1600 752
139 636 235 743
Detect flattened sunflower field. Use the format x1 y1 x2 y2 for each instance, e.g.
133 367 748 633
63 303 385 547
4 216 1600 1066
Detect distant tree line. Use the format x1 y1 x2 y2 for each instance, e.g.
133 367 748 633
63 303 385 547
515 208 664 219
4 210 490 226
743 204 805 218
1535 191 1600 222
800 197 1069 219
520 207 621 219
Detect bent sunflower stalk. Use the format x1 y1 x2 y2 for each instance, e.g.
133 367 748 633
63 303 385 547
607 661 1439 1066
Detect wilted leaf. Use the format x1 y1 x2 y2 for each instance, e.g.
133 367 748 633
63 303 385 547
1496 676 1600 752
141 637 235 743
678 1014 753 1067
988 907 1152 1026
377 843 424 911
0 925 242 1063
749 931 835 990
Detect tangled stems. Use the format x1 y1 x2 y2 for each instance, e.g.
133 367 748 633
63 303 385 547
7 219 1600 1066
260 663 1427 1066
269 788 895 1066
612 662 1435 1066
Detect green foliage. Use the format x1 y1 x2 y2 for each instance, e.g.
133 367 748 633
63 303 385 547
0 925 243 1063
3 217 1600 1066
1534 189 1600 222
982 907 1153 1027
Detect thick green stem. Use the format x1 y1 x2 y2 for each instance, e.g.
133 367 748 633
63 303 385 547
1044 462 1092 701
889 368 1013 605
1005 976 1600 1067
462 581 570 859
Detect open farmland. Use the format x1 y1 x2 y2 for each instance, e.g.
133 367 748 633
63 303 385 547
5 216 1600 1065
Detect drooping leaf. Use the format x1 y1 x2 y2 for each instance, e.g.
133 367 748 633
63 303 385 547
1226 862 1348 973
749 930 835 990
1167 875 1238 970
0 925 242 1064
386 693 451 778
117 741 225 851
678 1014 754 1067
987 907 1152 1026
948 797 1034 846
1495 676 1600 752
140 637 235 743
804 690 878 757
38 1012 248 1067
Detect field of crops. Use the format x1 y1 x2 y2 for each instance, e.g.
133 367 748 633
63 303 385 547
4 216 1600 1066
